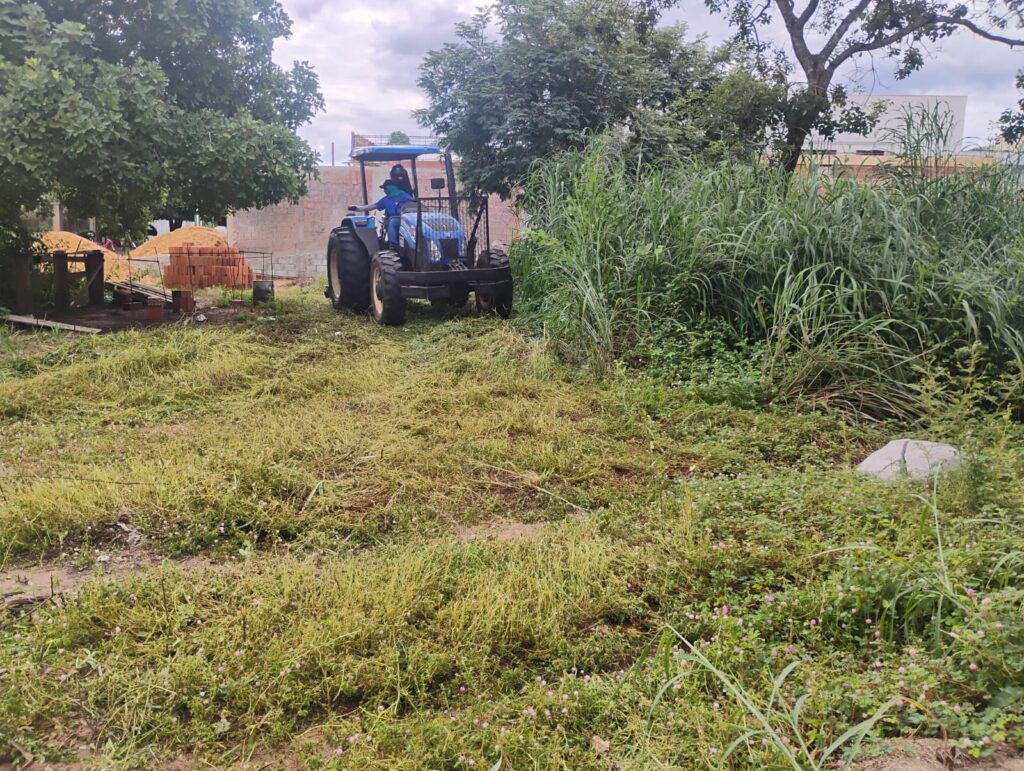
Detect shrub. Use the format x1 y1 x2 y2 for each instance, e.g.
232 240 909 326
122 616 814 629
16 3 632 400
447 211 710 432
512 132 1024 419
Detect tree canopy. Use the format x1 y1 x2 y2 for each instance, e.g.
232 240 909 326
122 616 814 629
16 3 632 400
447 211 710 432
417 0 761 197
0 0 322 243
701 0 1024 170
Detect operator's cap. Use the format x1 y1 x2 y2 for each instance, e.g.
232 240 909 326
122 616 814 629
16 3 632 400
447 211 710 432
380 180 400 191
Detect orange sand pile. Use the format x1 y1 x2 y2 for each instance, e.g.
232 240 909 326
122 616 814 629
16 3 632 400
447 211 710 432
38 231 139 281
40 231 119 261
131 227 227 258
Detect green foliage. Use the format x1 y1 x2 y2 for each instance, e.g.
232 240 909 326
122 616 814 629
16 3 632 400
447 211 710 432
653 633 898 769
637 69 787 164
627 316 769 409
0 0 321 240
999 71 1024 142
416 0 739 196
513 133 1024 419
40 0 322 129
162 110 321 218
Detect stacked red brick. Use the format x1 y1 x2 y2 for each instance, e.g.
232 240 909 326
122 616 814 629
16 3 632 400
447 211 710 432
163 245 255 290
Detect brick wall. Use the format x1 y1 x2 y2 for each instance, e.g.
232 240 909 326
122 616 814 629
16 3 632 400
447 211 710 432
227 164 520 279
227 167 360 279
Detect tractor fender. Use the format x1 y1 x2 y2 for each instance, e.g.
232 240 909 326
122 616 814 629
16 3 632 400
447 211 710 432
337 215 380 261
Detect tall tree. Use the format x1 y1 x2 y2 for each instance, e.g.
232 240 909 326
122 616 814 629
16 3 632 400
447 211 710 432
416 0 728 197
999 72 1024 142
0 0 322 243
703 0 1024 171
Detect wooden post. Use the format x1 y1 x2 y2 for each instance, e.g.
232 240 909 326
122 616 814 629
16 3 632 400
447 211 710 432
84 250 104 307
11 253 33 314
53 251 70 312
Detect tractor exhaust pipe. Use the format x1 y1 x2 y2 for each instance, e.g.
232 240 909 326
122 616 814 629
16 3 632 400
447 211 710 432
443 150 459 219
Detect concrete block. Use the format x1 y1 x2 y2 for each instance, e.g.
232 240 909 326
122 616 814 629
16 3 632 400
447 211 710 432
857 439 961 481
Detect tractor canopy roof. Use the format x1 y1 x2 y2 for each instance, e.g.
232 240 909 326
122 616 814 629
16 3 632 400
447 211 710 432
350 145 441 162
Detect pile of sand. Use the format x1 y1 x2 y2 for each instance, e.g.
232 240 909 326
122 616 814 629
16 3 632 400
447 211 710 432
39 231 119 262
38 231 139 281
131 227 227 258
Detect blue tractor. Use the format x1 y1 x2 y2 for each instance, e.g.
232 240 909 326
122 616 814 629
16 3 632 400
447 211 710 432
325 144 513 325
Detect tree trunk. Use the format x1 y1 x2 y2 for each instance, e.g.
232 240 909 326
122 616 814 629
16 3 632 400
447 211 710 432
778 120 813 174
778 77 832 175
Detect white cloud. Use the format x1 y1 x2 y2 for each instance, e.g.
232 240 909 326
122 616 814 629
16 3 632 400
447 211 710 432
274 0 1024 161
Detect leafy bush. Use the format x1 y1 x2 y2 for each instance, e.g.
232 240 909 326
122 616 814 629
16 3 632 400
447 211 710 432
512 131 1024 419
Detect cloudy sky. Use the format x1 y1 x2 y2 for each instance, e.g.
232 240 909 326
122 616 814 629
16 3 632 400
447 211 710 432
272 0 1024 163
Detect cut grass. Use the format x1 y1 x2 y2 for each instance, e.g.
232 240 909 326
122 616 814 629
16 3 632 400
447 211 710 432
1 285 1023 768
0 284 869 564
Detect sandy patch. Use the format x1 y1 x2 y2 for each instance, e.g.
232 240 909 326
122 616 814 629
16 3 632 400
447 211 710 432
455 518 549 543
860 739 1024 770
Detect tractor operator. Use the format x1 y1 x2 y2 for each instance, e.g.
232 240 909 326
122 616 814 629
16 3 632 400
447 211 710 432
389 164 414 195
348 179 413 248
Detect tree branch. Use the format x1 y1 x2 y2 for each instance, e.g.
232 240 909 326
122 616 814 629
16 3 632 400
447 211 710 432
797 0 820 24
829 12 1024 69
774 0 817 71
819 0 873 59
936 15 1024 46
828 12 950 67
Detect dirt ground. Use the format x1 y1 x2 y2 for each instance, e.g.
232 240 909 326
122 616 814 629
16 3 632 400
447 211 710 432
47 300 254 332
455 518 549 543
1 525 223 616
862 739 1024 770
2 518 546 615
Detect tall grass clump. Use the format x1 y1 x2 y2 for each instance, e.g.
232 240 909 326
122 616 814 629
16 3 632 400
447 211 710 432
513 114 1024 419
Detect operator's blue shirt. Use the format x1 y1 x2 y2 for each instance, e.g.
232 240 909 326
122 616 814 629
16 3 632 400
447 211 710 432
375 191 413 218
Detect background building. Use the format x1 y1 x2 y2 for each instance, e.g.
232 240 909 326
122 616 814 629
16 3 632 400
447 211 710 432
811 94 968 154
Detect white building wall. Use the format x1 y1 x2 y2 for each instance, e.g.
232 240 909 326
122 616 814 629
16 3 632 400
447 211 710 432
812 94 968 154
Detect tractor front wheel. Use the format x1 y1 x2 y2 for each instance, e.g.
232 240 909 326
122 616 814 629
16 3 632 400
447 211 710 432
370 251 407 326
475 249 513 318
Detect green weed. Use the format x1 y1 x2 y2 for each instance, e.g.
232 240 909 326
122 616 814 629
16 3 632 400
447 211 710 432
513 129 1024 420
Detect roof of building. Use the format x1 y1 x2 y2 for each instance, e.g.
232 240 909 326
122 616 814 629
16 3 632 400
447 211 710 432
350 145 442 162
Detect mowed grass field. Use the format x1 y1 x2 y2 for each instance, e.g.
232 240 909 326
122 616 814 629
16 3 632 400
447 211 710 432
1 284 1022 769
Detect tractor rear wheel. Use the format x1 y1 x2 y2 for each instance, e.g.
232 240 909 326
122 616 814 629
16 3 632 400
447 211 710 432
327 228 371 312
370 251 406 325
474 249 513 318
